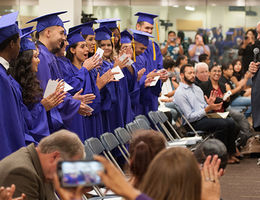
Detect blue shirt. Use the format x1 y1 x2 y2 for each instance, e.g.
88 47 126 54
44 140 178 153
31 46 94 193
174 82 207 123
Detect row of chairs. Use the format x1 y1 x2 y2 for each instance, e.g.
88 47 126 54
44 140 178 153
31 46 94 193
80 110 207 199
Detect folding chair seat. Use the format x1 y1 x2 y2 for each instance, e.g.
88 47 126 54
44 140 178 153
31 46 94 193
114 127 131 156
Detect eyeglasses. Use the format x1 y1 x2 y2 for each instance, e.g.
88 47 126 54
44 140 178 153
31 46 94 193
211 70 222 73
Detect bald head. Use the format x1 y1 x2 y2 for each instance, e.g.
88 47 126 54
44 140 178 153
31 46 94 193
195 62 209 82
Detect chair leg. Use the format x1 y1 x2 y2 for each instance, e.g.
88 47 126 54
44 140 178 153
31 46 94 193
160 122 175 142
121 144 130 157
107 151 125 175
166 121 182 139
117 146 130 164
93 186 104 197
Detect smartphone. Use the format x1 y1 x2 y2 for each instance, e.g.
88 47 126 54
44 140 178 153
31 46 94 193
57 160 104 188
215 97 223 104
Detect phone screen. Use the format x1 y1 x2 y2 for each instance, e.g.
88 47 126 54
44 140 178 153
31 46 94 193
58 161 104 187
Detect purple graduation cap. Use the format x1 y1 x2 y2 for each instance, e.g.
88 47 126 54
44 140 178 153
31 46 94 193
0 11 20 44
21 26 34 38
26 11 67 32
120 30 132 44
96 18 120 29
69 21 95 35
20 30 37 52
67 28 85 48
94 26 112 41
135 12 158 25
130 29 153 46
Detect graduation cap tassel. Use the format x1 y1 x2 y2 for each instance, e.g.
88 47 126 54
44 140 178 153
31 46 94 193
118 22 120 32
152 38 156 61
156 21 160 42
94 43 97 53
132 38 136 62
111 32 115 47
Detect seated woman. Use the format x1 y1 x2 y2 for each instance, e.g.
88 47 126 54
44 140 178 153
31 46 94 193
9 32 65 142
128 130 166 188
220 62 251 118
231 59 252 97
199 64 251 162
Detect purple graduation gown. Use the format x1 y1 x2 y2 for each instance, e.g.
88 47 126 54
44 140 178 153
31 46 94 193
134 40 163 115
0 64 26 159
36 42 80 133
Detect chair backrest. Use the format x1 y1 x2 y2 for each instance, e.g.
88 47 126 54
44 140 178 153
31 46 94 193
135 114 151 126
85 137 106 155
134 118 151 130
156 111 169 123
84 144 94 161
114 127 132 144
126 121 141 134
100 132 120 151
148 111 160 125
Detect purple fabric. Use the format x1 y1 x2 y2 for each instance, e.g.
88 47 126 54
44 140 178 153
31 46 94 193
136 193 153 200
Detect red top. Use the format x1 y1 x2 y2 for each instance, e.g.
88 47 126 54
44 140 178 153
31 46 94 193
212 87 224 112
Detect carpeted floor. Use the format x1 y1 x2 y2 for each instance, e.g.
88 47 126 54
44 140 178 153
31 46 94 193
220 157 260 200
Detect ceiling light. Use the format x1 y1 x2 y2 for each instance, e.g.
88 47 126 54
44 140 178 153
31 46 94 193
185 6 195 11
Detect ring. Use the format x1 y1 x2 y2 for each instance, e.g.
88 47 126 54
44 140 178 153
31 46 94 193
210 179 215 182
205 177 210 181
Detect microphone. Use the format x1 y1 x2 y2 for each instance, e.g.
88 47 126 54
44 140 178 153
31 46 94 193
253 47 259 62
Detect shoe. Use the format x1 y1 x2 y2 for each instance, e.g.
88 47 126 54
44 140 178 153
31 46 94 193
230 156 240 164
235 155 244 160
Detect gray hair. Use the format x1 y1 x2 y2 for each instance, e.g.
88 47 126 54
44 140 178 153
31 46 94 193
38 129 85 160
194 62 209 73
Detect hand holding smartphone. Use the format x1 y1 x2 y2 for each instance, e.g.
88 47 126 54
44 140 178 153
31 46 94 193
57 161 104 188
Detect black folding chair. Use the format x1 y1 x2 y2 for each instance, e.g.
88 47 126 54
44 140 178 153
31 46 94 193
134 118 151 130
114 127 131 157
126 121 141 134
100 132 128 174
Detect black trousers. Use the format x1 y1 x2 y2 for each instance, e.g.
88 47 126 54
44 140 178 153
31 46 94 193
191 117 239 154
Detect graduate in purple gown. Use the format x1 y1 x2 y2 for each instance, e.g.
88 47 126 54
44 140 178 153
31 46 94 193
134 12 168 115
0 12 27 159
27 11 92 133
9 30 66 142
56 28 104 141
95 26 127 132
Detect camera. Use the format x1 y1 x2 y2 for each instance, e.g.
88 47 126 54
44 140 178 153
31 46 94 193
57 160 104 188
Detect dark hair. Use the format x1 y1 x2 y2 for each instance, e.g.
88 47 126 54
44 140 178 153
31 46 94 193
176 55 187 66
245 28 257 39
168 31 176 35
180 64 193 74
221 62 232 72
129 130 166 188
0 33 19 52
8 49 43 106
177 31 185 43
198 53 208 62
137 21 145 26
194 139 228 170
163 56 175 70
209 63 221 72
65 43 77 62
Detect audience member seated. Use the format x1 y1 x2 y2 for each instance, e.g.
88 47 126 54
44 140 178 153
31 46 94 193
138 147 221 200
128 130 166 188
188 33 211 62
195 62 209 85
200 64 252 147
199 53 210 66
231 59 252 97
174 64 239 164
0 130 85 199
175 55 188 79
159 57 180 121
220 62 251 117
161 31 183 61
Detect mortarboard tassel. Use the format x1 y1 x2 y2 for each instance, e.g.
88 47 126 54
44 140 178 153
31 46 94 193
111 32 115 47
118 22 120 32
156 20 160 42
132 37 136 62
152 38 156 61
94 43 97 53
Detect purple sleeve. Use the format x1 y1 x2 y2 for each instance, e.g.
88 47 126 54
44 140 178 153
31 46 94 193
136 193 153 200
